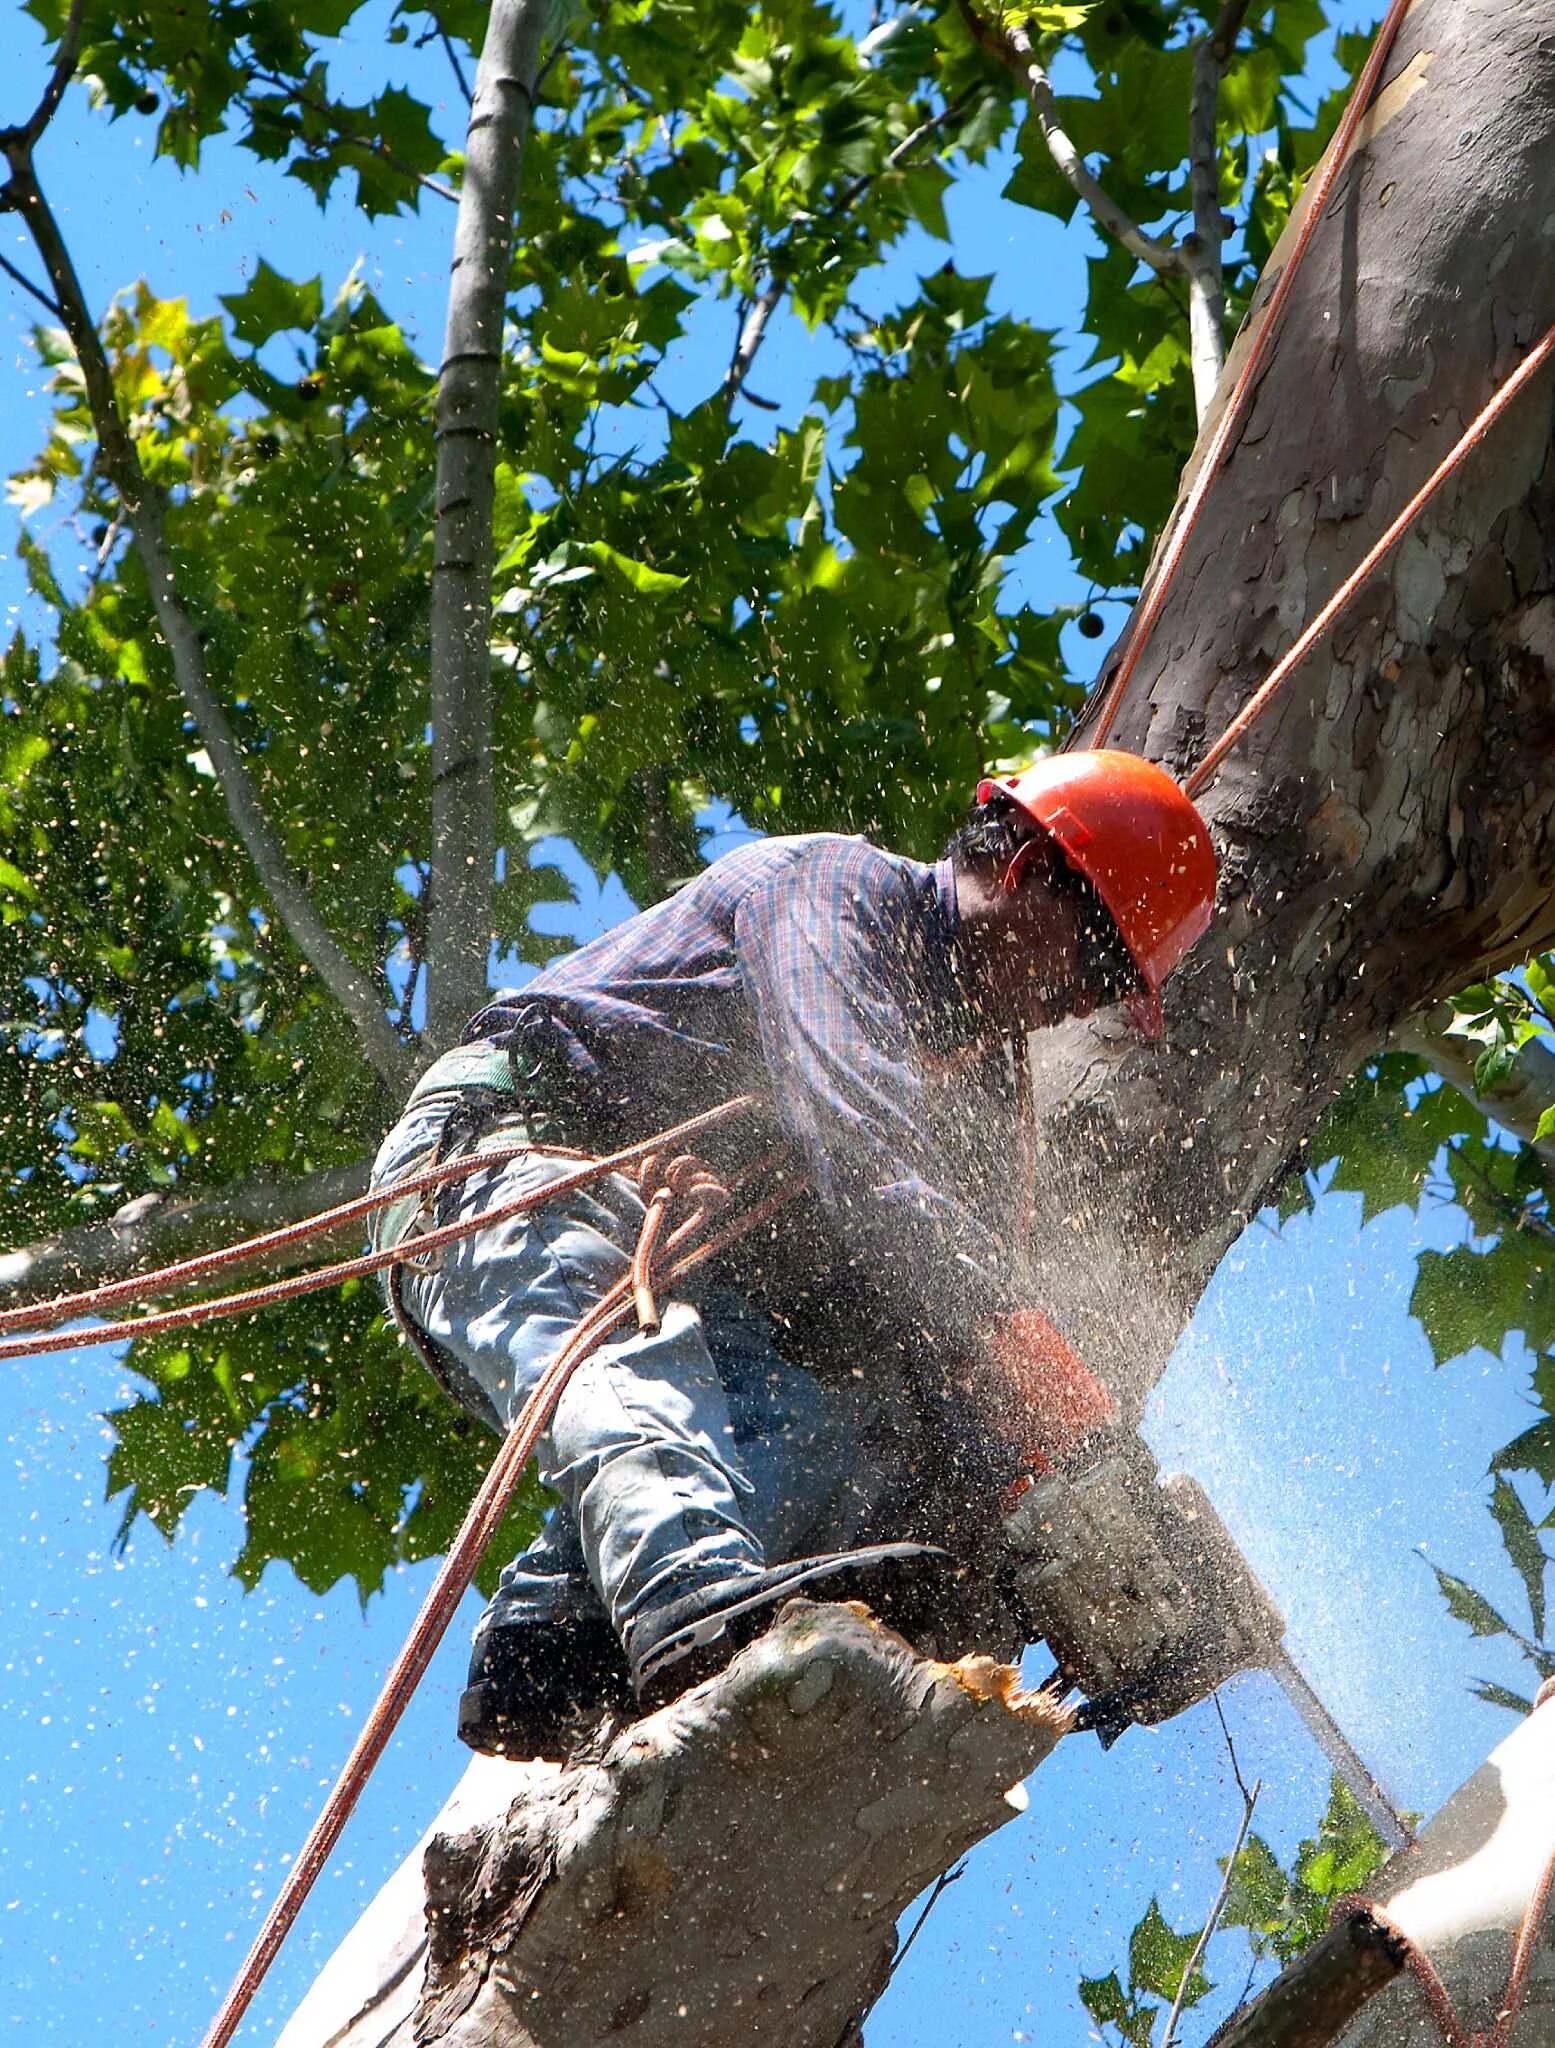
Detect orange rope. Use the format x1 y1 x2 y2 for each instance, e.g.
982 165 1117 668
0 1097 758 1361
1185 319 1555 798
1085 0 1412 752
194 1143 805 2048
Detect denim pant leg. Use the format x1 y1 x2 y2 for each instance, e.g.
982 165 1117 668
383 1137 772 1652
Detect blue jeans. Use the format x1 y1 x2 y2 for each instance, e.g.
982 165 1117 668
369 1099 860 1662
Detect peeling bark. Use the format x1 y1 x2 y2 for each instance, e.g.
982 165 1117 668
1031 0 1555 1410
276 1602 1065 2048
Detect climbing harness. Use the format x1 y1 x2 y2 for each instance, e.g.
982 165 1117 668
194 1106 805 2048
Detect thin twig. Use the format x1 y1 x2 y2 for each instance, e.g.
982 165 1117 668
12 0 86 147
1160 1747 1261 2048
724 84 986 408
879 1859 967 1998
956 0 1182 278
0 248 62 316
438 27 474 104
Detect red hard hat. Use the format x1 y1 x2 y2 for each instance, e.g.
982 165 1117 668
974 751 1217 1039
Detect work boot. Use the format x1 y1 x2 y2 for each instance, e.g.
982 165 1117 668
457 1608 634 1761
628 1541 949 1711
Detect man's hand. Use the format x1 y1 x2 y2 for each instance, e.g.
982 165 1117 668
978 1308 1117 1484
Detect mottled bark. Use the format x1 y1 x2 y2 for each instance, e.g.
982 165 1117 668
276 1603 1065 2048
0 1161 370 1308
1033 0 1555 1410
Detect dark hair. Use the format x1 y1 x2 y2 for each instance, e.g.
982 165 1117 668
943 796 1033 871
946 796 1140 1005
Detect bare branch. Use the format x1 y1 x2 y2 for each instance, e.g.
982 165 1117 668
13 0 86 148
0 148 416 1093
0 1161 372 1311
723 278 784 405
438 28 474 106
1395 1003 1555 1168
425 0 549 1049
957 0 1182 278
1160 1757 1260 2048
0 249 61 317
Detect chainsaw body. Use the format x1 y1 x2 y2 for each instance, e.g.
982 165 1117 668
999 1436 1285 1740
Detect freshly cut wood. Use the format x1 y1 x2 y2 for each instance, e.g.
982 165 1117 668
274 1600 1066 2048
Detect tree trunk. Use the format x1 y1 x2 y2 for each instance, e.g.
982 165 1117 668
277 4 1555 2038
275 1603 1065 2048
1031 0 1555 1410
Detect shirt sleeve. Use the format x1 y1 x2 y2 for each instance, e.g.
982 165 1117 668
731 841 1019 1344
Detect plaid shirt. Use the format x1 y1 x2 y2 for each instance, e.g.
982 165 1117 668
469 834 1021 1342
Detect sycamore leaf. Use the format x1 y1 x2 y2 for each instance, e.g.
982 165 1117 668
1129 1898 1210 2007
1490 1473 1549 1636
580 540 688 594
1429 1562 1513 1641
220 260 324 346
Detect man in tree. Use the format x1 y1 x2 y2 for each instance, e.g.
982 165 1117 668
370 752 1216 1759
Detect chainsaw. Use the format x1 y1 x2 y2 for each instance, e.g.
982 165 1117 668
999 1433 1410 1849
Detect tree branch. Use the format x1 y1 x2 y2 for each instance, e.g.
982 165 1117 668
0 1160 372 1310
425 0 549 1051
14 0 85 148
0 249 61 317
1160 1763 1260 2048
1396 1003 1555 1169
1185 1 1251 421
277 1602 1068 2048
0 148 415 1094
247 68 459 205
956 0 1182 279
723 84 989 409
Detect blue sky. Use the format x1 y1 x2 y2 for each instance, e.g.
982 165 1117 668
3 5 1548 2044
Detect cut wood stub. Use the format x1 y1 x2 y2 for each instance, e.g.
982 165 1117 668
414 1598 1067 2048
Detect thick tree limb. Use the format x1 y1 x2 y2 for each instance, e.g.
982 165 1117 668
426 0 548 1050
1397 1005 1555 1168
0 150 414 1094
0 1160 372 1310
1212 1688 1555 2046
276 1601 1067 2048
958 0 1182 278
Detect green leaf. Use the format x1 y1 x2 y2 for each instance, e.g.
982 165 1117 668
1535 1103 1555 1144
1079 1970 1157 2048
580 539 689 594
1471 1678 1535 1715
1429 1563 1513 1641
1490 1474 1549 1637
219 260 324 347
1129 1898 1210 2008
